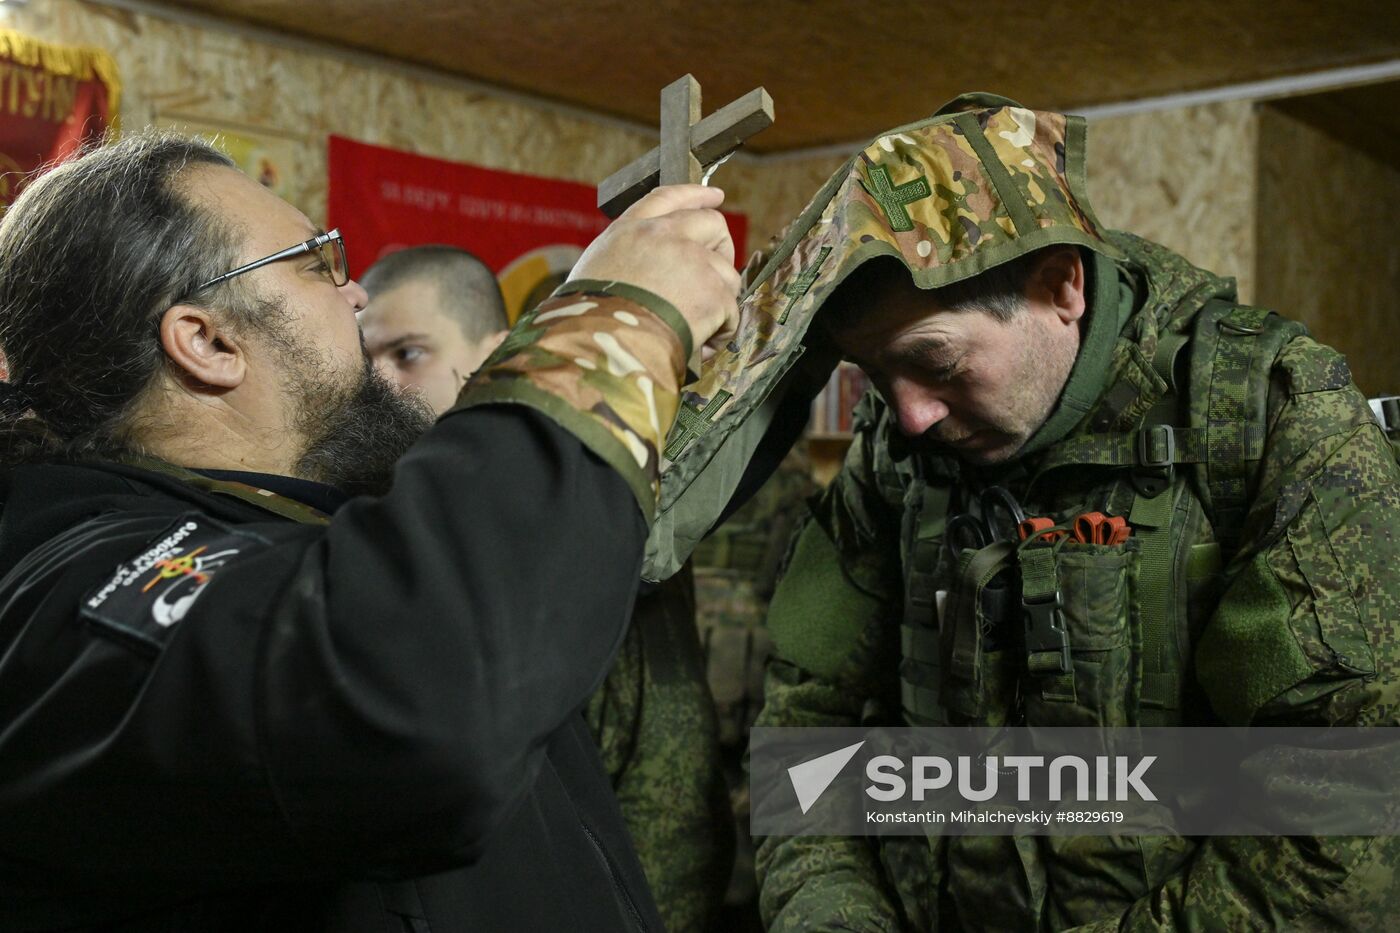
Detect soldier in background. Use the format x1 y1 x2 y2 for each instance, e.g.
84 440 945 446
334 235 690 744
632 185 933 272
360 248 732 933
584 561 732 933
360 245 509 412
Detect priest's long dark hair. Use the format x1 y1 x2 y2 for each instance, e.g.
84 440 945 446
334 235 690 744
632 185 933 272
0 131 240 462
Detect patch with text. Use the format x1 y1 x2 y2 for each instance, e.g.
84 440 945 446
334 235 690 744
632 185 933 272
81 515 269 655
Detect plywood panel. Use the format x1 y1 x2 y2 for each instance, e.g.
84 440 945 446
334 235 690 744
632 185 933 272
707 153 847 259
159 0 1400 153
1268 81 1400 167
0 0 840 257
1089 100 1258 302
716 100 1265 299
1256 104 1400 397
3 0 654 234
1 1 1267 315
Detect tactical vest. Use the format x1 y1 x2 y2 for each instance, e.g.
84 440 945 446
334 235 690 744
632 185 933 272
863 240 1400 928
889 251 1307 731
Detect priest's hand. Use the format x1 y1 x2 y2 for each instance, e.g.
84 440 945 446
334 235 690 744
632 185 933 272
570 184 741 360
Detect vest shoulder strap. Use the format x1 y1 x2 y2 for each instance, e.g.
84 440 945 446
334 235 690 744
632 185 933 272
1183 299 1307 550
1133 299 1304 721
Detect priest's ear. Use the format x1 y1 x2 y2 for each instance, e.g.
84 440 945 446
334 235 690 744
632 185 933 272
157 303 247 391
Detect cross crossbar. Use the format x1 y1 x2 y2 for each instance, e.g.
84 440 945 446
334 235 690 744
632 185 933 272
598 81 774 218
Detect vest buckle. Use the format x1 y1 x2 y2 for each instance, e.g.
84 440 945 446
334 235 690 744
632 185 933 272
1137 423 1176 468
1023 590 1071 675
1134 424 1176 498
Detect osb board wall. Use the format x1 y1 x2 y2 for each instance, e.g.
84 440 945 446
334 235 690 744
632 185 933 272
2 0 654 239
715 154 846 259
0 0 836 259
129 0 1400 154
1088 100 1258 303
692 99 1263 285
1255 106 1400 397
5 0 1257 296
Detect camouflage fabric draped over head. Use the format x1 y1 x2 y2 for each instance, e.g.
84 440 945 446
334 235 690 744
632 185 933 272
644 92 1123 581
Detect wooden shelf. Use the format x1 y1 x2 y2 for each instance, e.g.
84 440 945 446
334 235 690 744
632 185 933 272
804 432 853 486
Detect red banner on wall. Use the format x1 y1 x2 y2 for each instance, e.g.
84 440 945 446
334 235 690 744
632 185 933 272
0 30 120 210
327 135 747 322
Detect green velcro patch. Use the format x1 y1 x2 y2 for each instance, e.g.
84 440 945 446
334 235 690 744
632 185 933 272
767 519 888 683
1195 551 1314 725
859 164 930 233
1276 337 1353 396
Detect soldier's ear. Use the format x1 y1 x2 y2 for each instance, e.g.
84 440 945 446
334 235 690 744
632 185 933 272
158 304 247 392
1028 246 1086 325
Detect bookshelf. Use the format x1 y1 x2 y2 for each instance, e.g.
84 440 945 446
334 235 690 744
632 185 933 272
805 362 869 485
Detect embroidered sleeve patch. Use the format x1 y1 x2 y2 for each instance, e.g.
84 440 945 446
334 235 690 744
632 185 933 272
81 515 270 656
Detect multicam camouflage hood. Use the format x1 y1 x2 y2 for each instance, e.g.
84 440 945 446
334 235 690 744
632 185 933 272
642 92 1123 581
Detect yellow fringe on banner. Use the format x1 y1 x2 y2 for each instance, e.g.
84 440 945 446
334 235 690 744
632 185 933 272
0 28 122 125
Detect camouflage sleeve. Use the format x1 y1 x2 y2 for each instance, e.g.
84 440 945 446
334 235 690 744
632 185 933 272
753 423 908 933
454 280 692 521
1072 336 1400 931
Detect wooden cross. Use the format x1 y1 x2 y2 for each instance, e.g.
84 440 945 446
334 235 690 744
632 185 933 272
598 75 774 218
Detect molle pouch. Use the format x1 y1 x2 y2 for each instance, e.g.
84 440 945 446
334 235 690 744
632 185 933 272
899 479 950 725
900 480 948 631
1019 540 1142 727
937 540 1021 723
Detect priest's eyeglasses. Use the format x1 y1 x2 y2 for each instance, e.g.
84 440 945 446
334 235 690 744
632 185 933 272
191 228 349 295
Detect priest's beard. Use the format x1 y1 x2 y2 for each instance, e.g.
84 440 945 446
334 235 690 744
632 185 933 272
289 351 434 498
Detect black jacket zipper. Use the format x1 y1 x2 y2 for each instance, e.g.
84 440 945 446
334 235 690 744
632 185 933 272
580 822 649 932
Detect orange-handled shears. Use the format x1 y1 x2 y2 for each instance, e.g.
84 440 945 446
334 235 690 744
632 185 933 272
1072 512 1131 546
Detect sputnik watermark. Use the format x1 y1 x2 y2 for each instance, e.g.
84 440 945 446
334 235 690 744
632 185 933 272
867 809 1061 825
752 727 1400 837
787 741 865 814
864 754 1155 802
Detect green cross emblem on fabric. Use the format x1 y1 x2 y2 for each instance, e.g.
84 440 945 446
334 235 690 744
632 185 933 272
779 246 833 324
862 164 930 233
664 389 733 460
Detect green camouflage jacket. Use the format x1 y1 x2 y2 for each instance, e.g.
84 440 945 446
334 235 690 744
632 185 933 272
741 96 1400 931
585 565 733 933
